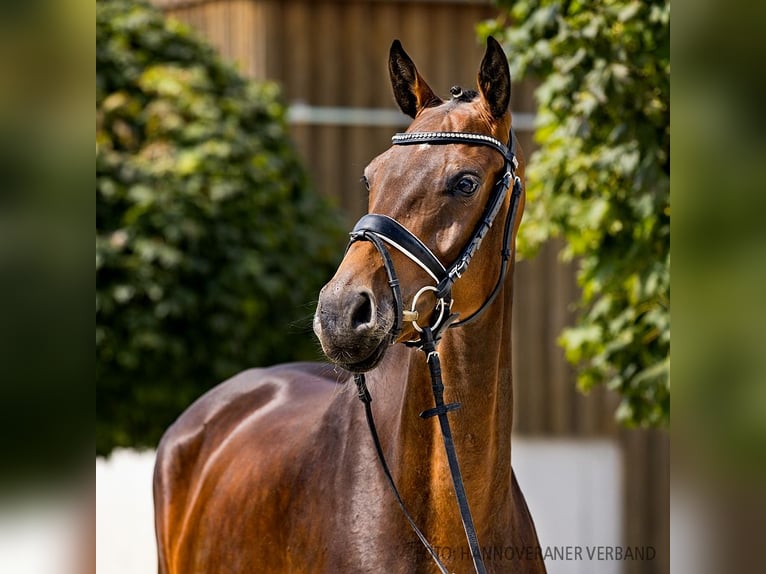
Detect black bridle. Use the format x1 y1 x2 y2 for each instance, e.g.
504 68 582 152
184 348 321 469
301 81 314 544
349 129 522 574
350 130 522 344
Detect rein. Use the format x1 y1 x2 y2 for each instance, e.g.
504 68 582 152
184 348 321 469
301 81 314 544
350 129 522 574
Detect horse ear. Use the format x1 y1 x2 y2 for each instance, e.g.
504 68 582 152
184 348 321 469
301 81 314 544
478 36 511 120
389 40 442 118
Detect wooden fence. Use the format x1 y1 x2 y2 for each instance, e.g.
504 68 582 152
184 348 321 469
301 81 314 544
150 2 668 571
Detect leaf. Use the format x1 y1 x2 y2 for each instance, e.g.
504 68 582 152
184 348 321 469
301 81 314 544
96 0 346 455
484 0 670 428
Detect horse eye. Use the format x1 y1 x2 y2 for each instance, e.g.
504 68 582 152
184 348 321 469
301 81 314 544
452 175 479 196
360 175 370 192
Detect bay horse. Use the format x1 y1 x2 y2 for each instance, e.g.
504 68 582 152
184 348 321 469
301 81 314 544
154 37 546 573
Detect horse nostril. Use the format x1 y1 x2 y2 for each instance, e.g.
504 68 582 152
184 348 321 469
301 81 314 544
351 291 375 330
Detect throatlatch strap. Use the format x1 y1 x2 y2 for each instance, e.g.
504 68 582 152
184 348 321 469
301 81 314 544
449 174 523 328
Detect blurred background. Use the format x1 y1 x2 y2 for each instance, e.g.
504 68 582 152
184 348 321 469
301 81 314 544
92 0 670 573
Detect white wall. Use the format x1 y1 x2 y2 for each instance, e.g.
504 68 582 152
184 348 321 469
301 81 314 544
513 438 623 574
96 451 157 574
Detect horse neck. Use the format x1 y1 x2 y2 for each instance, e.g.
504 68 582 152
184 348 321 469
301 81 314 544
371 265 515 543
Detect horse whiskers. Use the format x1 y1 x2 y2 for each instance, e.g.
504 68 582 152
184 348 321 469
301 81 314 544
287 307 319 334
367 307 395 340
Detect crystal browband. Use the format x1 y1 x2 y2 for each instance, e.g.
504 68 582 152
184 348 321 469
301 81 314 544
391 131 518 171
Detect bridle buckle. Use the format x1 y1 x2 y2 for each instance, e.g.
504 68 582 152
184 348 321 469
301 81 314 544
402 310 419 323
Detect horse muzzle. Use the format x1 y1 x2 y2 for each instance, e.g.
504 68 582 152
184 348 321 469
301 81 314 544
314 280 395 373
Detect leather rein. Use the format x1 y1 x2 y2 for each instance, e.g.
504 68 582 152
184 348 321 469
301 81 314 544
349 129 522 574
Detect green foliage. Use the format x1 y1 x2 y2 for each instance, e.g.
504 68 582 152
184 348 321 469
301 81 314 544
96 0 345 455
482 0 669 426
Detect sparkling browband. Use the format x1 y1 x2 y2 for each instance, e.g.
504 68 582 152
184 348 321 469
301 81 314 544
391 131 519 171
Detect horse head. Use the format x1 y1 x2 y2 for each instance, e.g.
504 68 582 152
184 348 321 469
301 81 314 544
314 36 523 373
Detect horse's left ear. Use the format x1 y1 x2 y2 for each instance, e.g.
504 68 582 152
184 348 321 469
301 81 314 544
478 36 511 120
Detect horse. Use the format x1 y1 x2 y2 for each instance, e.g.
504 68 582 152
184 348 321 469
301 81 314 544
153 36 546 574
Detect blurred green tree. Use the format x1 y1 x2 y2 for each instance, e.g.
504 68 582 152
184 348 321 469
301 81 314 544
482 0 669 426
96 0 345 455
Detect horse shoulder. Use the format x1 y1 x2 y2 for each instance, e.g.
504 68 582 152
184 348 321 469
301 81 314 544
153 362 349 573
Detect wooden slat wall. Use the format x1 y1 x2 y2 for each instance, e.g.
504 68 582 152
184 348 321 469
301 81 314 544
270 0 506 220
621 428 670 574
150 2 668 571
160 0 510 219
